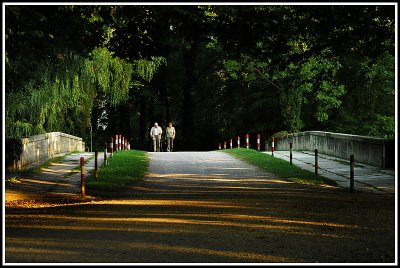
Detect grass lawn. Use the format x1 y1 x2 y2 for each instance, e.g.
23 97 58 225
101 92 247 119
222 148 337 186
86 150 149 191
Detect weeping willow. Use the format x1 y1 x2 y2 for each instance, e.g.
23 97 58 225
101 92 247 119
6 47 165 138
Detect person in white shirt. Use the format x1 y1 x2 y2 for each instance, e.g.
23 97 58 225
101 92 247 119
150 122 163 152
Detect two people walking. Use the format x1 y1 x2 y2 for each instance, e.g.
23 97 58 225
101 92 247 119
150 122 176 152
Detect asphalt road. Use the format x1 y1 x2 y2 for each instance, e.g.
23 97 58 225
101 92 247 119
5 151 395 264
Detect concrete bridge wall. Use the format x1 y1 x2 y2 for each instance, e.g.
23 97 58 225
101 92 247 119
275 131 394 169
19 132 85 168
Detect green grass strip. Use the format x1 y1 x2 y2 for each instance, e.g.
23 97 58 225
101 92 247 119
222 148 337 186
86 150 149 190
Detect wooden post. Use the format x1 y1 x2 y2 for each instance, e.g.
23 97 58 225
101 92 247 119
315 149 318 176
290 142 293 165
80 157 85 199
350 155 355 192
257 133 260 151
95 150 98 179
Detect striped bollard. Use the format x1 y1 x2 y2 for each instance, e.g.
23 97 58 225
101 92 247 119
224 141 226 149
289 142 293 165
115 134 118 152
123 136 125 150
110 137 114 157
271 137 275 157
119 135 122 151
218 143 221 150
246 134 249 149
104 142 108 166
230 139 233 149
237 136 240 148
257 133 260 151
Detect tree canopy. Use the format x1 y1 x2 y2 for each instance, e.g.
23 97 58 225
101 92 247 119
5 4 396 150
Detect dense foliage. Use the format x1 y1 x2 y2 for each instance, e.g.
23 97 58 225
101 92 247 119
5 5 395 151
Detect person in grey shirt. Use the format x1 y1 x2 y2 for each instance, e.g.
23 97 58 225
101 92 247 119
150 122 163 152
166 122 176 152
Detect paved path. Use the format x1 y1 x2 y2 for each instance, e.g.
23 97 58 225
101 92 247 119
5 151 110 201
5 151 395 263
263 151 395 195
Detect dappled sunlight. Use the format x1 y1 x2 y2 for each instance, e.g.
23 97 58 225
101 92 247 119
123 242 302 262
6 246 80 257
6 209 359 240
41 168 75 175
147 173 199 178
148 184 286 191
6 238 303 262
147 174 274 181
17 178 64 186
7 225 197 234
48 163 76 167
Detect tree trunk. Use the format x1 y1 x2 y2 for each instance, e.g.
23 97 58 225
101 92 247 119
182 46 197 150
139 96 147 144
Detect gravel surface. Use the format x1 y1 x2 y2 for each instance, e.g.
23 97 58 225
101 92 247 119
5 151 395 264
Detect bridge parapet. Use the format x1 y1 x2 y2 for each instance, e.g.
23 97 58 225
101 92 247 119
275 131 394 169
18 132 85 169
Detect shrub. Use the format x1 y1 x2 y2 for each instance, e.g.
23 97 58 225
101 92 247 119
267 130 290 143
5 138 23 163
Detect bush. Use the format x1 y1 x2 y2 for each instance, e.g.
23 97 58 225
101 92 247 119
6 138 23 163
267 130 290 142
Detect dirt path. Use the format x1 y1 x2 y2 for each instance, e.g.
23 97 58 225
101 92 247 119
5 152 395 263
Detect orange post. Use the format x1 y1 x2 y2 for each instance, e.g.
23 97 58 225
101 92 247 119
95 150 98 179
80 157 85 199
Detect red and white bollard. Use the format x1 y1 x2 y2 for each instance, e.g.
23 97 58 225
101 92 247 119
237 136 240 148
119 135 122 151
230 139 233 149
219 143 221 150
122 136 125 150
257 133 260 151
224 141 226 149
246 134 249 149
272 136 275 156
115 134 119 152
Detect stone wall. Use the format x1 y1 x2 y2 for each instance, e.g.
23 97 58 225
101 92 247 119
18 132 85 168
275 131 394 169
